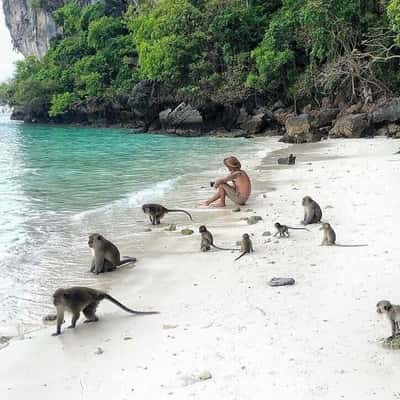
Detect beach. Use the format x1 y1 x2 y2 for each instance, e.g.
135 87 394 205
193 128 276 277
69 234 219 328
1 137 400 399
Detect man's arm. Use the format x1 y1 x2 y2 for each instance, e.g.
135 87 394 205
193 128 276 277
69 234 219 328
215 171 242 187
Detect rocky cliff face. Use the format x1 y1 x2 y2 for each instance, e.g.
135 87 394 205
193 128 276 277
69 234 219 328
2 0 94 58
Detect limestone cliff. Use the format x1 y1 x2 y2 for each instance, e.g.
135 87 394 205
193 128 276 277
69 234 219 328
2 0 94 58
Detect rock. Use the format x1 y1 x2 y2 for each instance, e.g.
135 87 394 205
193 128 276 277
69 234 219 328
160 102 204 132
94 347 104 355
163 324 178 330
382 335 400 349
387 123 400 137
262 231 272 237
269 277 295 287
371 98 400 124
123 337 133 340
240 113 268 134
376 126 389 136
329 113 370 138
232 207 241 212
165 224 177 231
181 229 194 235
198 370 212 381
310 108 339 128
284 114 320 143
128 80 160 130
247 216 262 225
144 228 152 232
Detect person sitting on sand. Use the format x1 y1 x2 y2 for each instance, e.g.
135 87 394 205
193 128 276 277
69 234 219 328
201 156 251 207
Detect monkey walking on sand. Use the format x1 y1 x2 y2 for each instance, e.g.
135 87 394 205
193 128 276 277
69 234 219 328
142 203 193 225
376 300 400 340
274 222 309 238
199 225 238 252
234 233 254 261
88 233 136 274
52 287 159 336
301 196 322 225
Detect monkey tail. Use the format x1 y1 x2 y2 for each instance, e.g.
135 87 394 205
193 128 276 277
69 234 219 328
335 244 368 248
119 257 137 266
167 209 193 221
287 227 310 231
234 252 246 261
211 244 239 251
104 294 159 315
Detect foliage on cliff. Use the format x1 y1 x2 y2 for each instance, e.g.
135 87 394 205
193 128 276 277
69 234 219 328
2 0 400 117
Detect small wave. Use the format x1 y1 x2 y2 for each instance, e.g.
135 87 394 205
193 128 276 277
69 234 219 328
71 177 179 221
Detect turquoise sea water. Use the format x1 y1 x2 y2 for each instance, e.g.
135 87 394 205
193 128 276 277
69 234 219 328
0 114 268 323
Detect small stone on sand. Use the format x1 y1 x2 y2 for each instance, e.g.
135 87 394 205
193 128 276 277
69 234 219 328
232 207 241 212
181 229 194 235
247 216 262 225
262 231 272 236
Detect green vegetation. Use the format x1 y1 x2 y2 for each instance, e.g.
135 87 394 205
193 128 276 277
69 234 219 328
3 0 400 119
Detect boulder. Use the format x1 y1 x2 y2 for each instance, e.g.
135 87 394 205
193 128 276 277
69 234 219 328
310 108 339 128
329 113 370 138
387 123 400 138
371 98 400 124
160 103 203 132
128 80 160 130
240 112 268 134
284 114 320 143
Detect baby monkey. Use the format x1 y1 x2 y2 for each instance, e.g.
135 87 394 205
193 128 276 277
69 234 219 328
199 225 237 252
274 222 309 238
234 233 254 261
376 300 400 339
52 287 158 336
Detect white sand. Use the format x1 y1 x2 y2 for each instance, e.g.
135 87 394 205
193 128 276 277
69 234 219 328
1 137 400 399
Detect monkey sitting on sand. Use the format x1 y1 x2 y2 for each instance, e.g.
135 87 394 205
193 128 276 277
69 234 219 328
277 154 296 165
301 196 322 225
88 233 136 274
52 287 158 336
199 225 237 252
234 233 254 261
376 300 400 340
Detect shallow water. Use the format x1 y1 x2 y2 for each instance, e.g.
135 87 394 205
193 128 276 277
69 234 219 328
0 114 271 323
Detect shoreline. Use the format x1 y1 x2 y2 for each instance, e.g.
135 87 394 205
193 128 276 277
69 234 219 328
2 137 400 399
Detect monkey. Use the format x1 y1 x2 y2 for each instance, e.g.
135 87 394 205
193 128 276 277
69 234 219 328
278 154 296 165
274 222 309 237
301 196 322 225
142 203 193 225
320 222 336 245
52 287 159 336
320 223 368 247
234 233 254 261
88 233 136 274
376 300 400 339
199 225 238 252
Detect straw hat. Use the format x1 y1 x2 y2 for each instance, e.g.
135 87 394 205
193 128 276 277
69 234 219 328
224 156 241 169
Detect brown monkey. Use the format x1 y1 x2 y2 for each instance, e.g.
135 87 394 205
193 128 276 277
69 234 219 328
301 196 322 225
199 225 237 252
88 233 136 274
274 222 309 237
142 203 192 225
52 287 158 336
234 233 254 261
376 300 400 339
320 223 367 247
278 154 296 165
320 222 336 245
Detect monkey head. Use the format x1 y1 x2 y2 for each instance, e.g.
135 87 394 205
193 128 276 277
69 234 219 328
199 225 207 233
243 233 250 239
320 223 331 231
376 300 393 314
142 204 149 214
302 196 312 206
88 233 104 248
274 222 281 229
